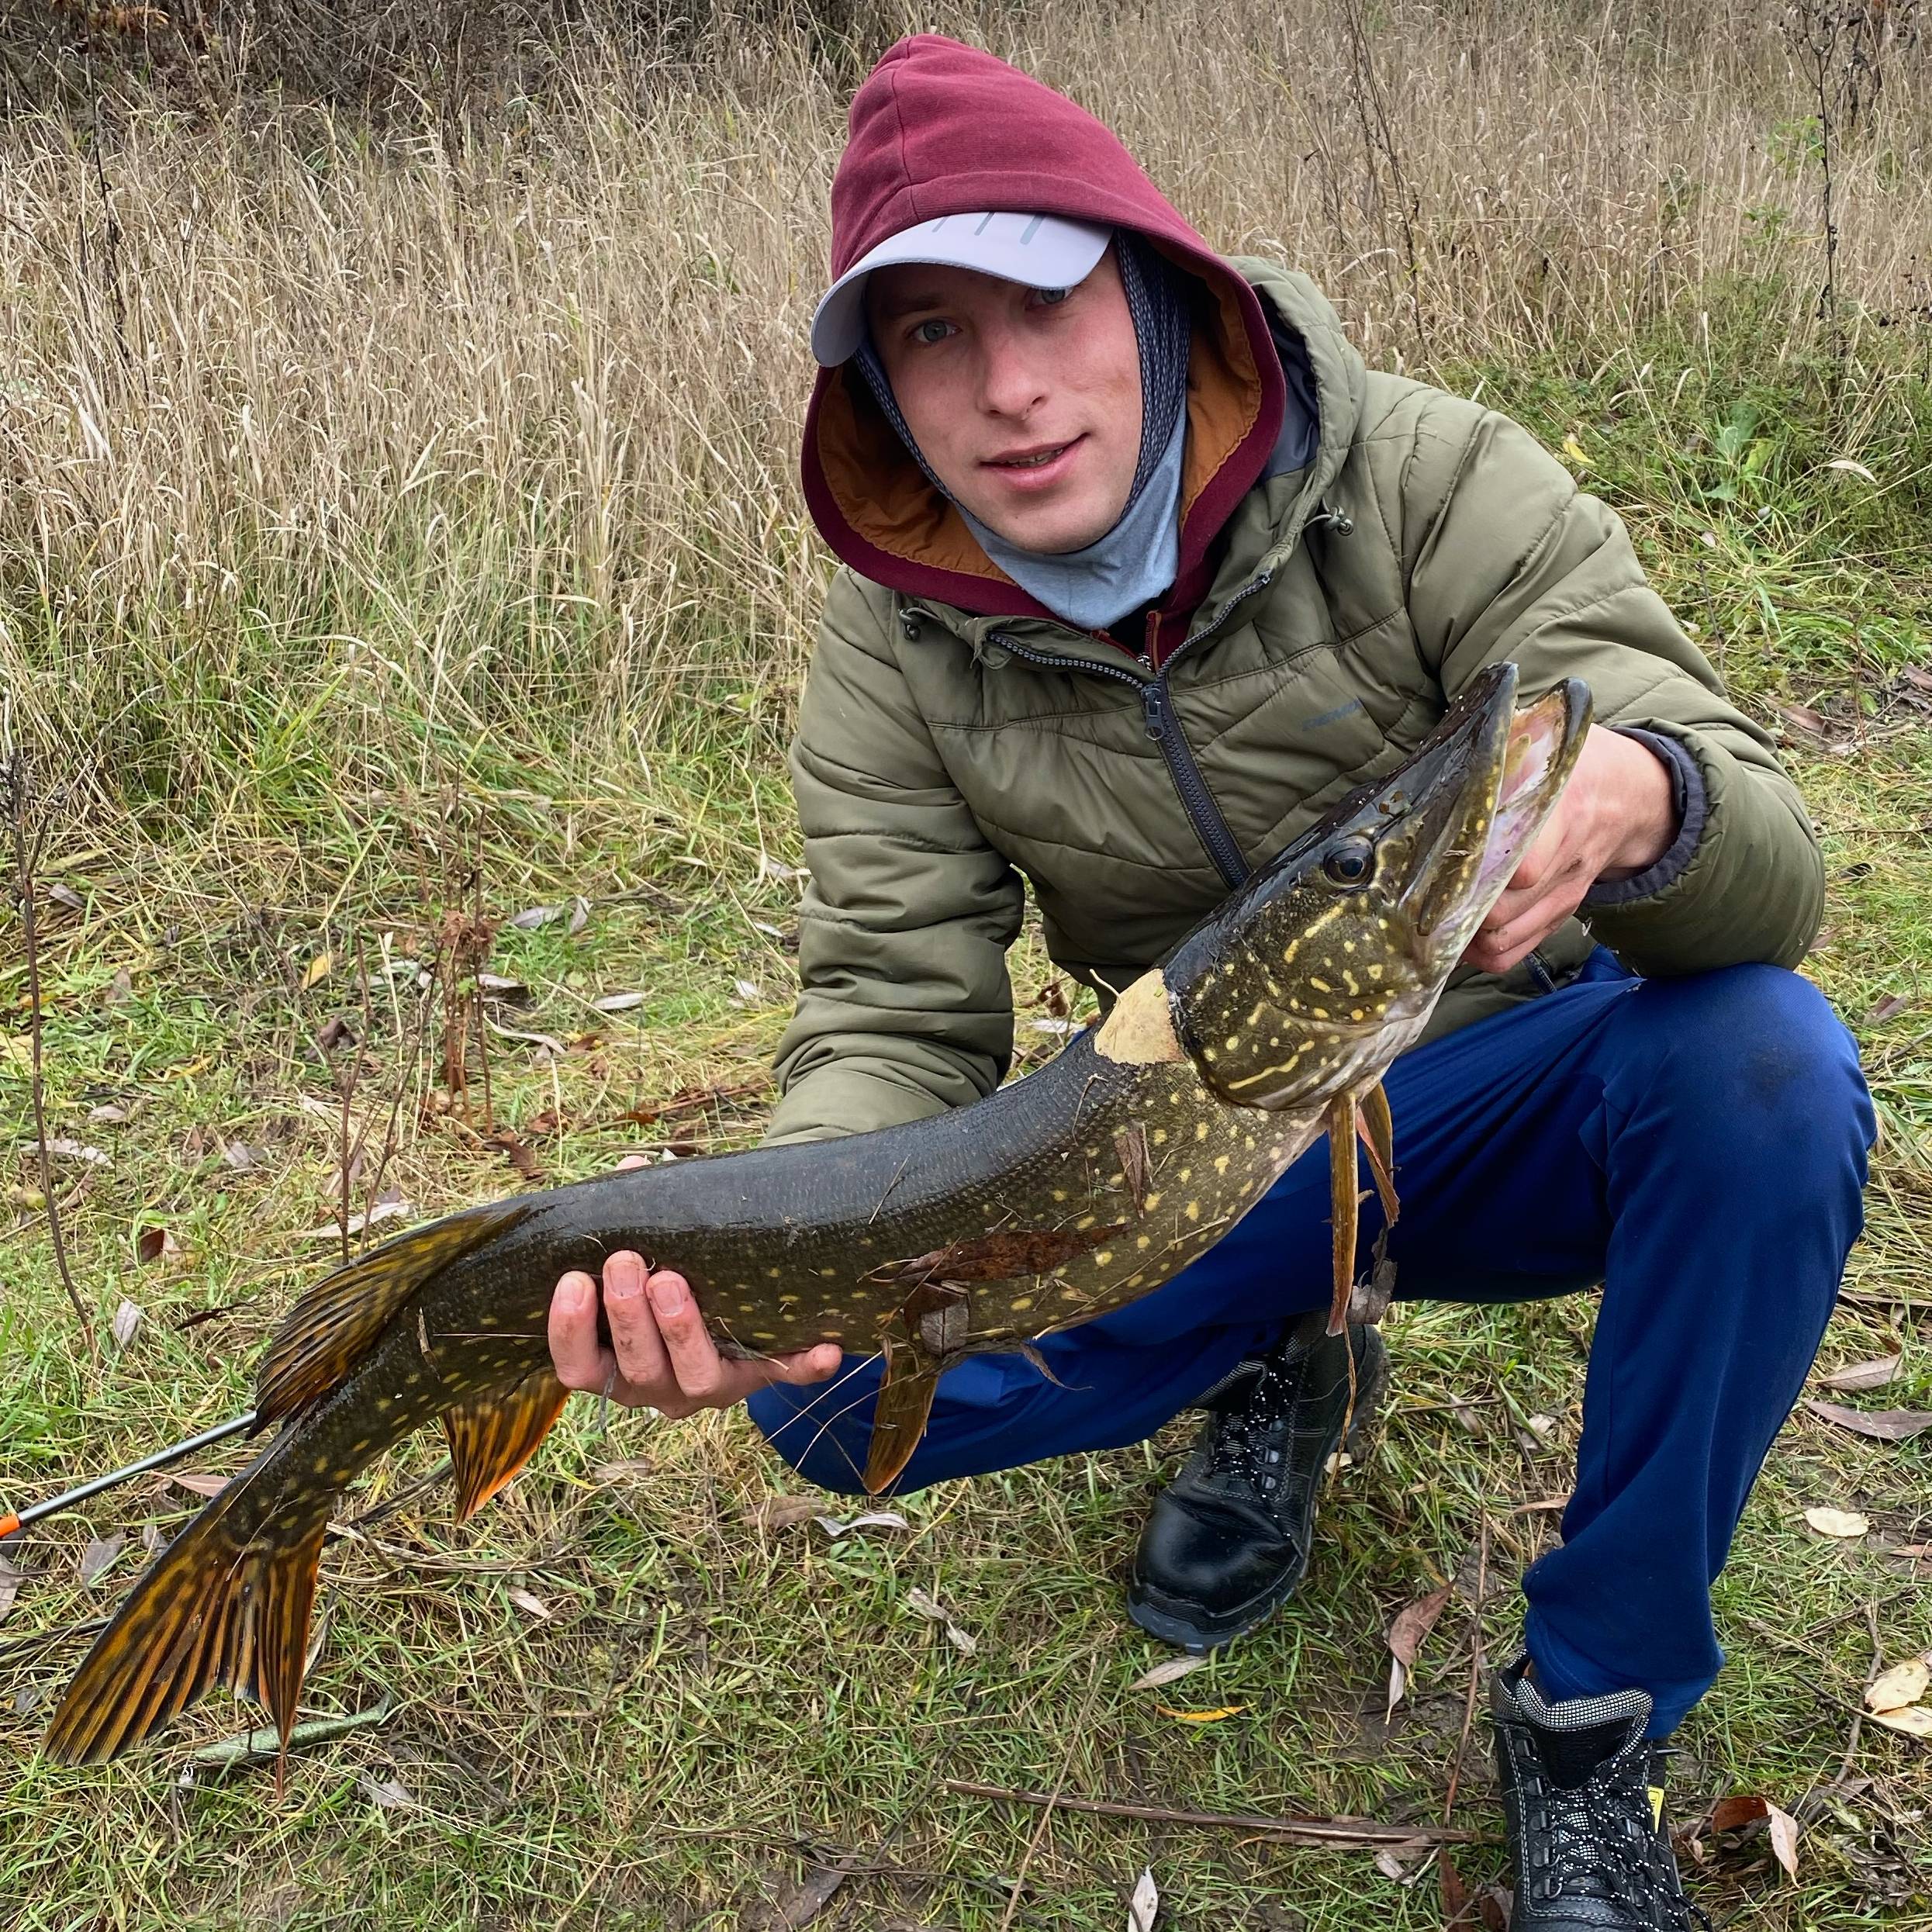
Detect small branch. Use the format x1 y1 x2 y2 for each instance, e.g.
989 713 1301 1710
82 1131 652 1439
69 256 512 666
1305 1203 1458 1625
1443 1513 1490 1823
943 1779 1475 1850
5 739 98 1360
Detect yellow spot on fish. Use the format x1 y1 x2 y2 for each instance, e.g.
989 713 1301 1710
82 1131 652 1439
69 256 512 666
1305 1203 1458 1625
313 1456 333 1477
1077 1215 1096 1230
1310 1007 1329 1020
766 1267 782 1278
1350 1007 1366 1021
1309 976 1332 993
1184 1201 1201 1222
1194 1121 1209 1142
1367 963 1384 981
1224 1035 1240 1052
1094 1251 1113 1266
1059 1287 1086 1301
1215 1155 1230 1173
1052 1188 1067 1201
779 1294 800 1306
1136 1235 1151 1249
752 1330 777 1342
1144 1191 1163 1210
1153 1128 1169 1145
1178 1167 1192 1184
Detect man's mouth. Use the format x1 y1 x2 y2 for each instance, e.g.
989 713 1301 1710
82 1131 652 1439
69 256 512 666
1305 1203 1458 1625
984 436 1084 470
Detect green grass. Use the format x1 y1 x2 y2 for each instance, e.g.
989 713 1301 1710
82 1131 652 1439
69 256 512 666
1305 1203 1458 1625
5 321 1932 1930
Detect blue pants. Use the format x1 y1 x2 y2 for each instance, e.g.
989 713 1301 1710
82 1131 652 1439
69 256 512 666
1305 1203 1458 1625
749 953 1874 1732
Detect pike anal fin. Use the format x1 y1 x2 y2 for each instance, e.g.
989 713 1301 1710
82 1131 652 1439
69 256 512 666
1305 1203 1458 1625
1355 1079 1399 1226
862 1339 940 1495
442 1367 571 1521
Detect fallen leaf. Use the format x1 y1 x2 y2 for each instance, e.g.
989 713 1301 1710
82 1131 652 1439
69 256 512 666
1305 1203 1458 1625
316 1015 356 1051
592 990 647 1013
1868 993 1910 1025
1773 701 1832 742
1130 1654 1208 1692
1386 1583 1453 1716
756 853 799 884
13 1683 47 1717
506 904 560 930
358 1775 413 1809
483 1131 541 1180
302 951 333 990
589 1458 656 1484
1804 1505 1871 1538
79 1532 126 1586
1826 457 1879 484
220 1139 260 1171
106 967 133 1004
506 1586 551 1620
48 882 85 913
566 897 590 937
1766 1803 1801 1879
904 1585 977 1654
1803 1399 1932 1443
475 972 529 997
1872 1705 1932 1740
299 1198 413 1238
1128 1867 1159 1932
0 1556 20 1629
732 979 762 1004
1865 1658 1930 1714
747 1495 822 1531
1153 1703 1246 1723
763 1865 845 1930
1820 1354 1902 1392
1706 1796 1802 1878
39 1139 109 1167
1890 1543 1932 1560
111 1298 143 1347
87 1102 130 1125
161 1470 229 1499
814 1509 910 1538
135 1226 178 1265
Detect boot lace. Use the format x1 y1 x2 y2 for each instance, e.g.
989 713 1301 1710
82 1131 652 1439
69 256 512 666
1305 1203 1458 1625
1201 1354 1301 1495
1527 1737 1712 1930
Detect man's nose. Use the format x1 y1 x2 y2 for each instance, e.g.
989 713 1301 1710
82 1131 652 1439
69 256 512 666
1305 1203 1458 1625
974 323 1049 418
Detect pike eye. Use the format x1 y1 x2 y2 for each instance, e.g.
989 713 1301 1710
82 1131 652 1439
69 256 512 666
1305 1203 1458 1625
1322 839 1376 887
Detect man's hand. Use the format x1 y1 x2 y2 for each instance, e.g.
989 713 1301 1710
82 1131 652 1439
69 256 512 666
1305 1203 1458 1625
547 1157 842 1419
1462 724 1678 976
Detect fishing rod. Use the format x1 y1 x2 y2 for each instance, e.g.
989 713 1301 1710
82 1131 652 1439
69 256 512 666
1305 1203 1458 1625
0 1411 258 1541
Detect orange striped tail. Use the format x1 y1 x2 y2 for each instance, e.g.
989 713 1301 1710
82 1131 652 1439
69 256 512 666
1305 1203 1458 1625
42 1452 327 1765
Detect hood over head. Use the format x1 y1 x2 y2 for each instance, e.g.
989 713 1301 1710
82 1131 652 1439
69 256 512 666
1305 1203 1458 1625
802 35 1289 627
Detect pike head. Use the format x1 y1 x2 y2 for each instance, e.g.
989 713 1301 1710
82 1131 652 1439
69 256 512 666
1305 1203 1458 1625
1166 662 1592 1111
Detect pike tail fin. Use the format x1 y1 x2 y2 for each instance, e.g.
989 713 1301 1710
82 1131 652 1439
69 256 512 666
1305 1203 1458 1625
255 1198 533 1426
43 1455 326 1765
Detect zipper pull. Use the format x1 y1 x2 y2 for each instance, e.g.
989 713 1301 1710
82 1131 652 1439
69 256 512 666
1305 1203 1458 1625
1142 679 1168 741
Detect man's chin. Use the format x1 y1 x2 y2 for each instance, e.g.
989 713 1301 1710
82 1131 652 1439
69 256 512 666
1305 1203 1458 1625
966 499 1123 559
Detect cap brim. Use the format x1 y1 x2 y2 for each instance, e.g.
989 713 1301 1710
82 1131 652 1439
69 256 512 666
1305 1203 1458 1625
810 213 1112 366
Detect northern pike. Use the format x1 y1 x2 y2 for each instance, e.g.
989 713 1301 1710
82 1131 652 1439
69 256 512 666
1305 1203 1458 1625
44 660 1588 1764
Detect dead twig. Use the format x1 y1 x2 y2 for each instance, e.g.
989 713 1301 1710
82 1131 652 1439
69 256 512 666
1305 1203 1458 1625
1443 1513 1490 1823
4 734 98 1359
944 1780 1476 1850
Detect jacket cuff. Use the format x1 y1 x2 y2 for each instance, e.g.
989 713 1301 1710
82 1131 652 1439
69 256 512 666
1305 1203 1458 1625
1581 728 1708 909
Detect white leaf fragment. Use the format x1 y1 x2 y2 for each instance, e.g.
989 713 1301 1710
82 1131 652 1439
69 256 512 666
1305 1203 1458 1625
1128 1866 1159 1932
1803 1505 1870 1539
905 1585 978 1654
1130 1654 1208 1692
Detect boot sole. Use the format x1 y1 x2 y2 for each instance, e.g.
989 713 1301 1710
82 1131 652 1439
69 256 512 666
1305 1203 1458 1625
1125 1329 1390 1654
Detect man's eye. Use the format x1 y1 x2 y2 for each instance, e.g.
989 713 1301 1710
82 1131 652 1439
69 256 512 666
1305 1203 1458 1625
1035 287 1071 307
912 319 954 345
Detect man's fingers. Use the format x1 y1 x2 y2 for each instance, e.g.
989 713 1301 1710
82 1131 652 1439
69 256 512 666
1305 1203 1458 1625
604 1249 672 1391
615 1154 651 1172
760 1343 845 1388
647 1268 728 1399
548 1270 611 1391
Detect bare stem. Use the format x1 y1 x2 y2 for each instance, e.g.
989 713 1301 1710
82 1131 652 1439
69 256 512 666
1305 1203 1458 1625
5 742 99 1360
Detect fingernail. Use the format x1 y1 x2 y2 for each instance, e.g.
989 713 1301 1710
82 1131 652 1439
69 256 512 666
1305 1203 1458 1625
558 1275 589 1313
648 1272 686 1316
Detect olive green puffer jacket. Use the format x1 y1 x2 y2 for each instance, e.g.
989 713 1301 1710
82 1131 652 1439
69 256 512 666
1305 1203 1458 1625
766 263 1822 1146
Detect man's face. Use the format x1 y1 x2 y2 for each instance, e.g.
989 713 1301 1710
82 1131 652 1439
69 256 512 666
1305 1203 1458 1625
863 247 1145 557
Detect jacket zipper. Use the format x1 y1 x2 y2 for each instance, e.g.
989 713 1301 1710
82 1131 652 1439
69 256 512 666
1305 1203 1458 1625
990 569 1274 891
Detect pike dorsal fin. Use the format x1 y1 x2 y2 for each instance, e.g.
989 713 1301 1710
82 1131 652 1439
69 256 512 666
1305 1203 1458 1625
256 1198 533 1426
1355 1080 1399 1225
442 1367 571 1521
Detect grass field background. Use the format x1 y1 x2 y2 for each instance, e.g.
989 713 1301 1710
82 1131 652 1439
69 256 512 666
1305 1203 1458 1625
3 1 1932 1925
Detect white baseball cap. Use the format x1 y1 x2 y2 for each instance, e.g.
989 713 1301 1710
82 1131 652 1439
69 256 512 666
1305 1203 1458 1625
810 211 1113 367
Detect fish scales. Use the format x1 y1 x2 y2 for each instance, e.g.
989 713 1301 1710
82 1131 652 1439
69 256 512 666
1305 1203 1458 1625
42 662 1590 1764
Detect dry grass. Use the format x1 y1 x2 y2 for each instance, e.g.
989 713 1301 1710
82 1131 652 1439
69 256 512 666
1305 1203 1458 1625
2 0 1930 841
4 2 1932 1927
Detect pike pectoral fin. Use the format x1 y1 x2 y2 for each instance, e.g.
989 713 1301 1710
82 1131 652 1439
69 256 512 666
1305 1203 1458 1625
442 1367 571 1521
1355 1080 1399 1225
862 1338 940 1495
1325 1090 1358 1338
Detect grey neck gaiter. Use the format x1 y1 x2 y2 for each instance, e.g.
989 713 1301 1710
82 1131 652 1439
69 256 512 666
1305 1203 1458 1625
852 231 1194 634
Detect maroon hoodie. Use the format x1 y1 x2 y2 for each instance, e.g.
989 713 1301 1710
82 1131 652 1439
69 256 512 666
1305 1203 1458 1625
800 36 1288 653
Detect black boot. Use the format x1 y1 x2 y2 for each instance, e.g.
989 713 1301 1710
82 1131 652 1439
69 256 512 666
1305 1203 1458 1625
1491 1653 1709 1930
1126 1312 1387 1652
